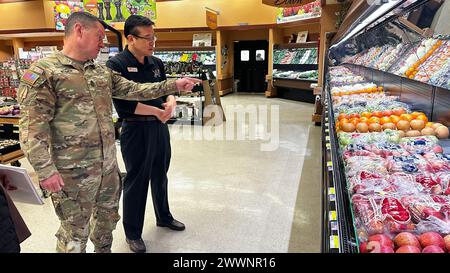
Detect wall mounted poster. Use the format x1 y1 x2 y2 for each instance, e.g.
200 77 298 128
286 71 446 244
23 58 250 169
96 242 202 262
53 1 85 30
296 31 308 43
84 0 157 23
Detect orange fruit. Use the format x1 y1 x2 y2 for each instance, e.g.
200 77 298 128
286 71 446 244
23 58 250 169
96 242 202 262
380 116 391 125
349 117 359 126
338 113 348 121
400 114 413 122
361 112 372 118
368 117 380 124
416 114 428 123
372 111 383 118
410 111 422 118
359 117 369 123
390 115 401 124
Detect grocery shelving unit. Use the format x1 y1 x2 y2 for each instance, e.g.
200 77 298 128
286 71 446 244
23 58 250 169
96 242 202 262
272 42 319 100
321 71 359 253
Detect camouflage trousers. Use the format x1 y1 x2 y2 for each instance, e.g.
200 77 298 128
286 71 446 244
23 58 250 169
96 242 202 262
50 163 122 253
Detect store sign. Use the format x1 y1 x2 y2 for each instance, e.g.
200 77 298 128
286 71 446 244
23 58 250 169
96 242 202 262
262 0 316 8
206 10 218 29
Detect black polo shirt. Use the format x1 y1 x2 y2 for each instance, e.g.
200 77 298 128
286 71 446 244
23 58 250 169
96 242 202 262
106 46 167 119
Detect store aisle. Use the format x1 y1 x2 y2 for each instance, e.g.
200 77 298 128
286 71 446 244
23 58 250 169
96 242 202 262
16 94 321 253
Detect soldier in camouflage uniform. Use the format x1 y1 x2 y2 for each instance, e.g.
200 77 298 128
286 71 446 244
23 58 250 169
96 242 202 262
17 12 199 253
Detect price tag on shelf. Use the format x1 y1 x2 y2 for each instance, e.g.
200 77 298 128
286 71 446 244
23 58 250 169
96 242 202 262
328 187 335 195
330 235 339 249
329 194 336 201
324 122 329 128
326 161 333 170
329 211 337 221
330 221 338 231
325 128 329 133
325 136 330 142
326 143 331 150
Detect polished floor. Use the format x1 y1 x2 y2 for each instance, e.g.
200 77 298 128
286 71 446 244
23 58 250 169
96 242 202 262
15 93 322 253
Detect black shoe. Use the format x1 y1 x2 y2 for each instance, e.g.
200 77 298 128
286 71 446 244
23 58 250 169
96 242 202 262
157 219 185 231
126 238 146 253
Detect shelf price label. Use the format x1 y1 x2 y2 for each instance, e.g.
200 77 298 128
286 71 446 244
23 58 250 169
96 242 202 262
326 161 333 171
325 136 330 142
328 187 335 195
330 235 339 249
325 128 329 133
326 143 331 150
329 211 337 221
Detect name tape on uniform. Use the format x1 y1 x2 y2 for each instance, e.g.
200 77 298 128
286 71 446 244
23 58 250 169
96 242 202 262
127 67 138 72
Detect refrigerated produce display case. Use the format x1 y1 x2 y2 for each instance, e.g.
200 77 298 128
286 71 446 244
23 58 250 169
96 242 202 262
322 0 450 253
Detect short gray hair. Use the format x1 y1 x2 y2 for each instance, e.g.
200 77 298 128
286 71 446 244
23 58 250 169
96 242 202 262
64 11 105 36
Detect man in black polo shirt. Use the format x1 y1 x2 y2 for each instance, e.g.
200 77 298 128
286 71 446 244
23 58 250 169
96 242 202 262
106 15 185 253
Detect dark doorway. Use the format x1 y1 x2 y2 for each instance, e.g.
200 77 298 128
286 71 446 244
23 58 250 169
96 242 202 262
233 40 268 92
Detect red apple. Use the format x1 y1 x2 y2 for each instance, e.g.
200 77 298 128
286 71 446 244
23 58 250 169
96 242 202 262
422 245 445 253
395 245 421 253
368 234 394 249
367 241 394 253
359 242 368 253
419 232 445 249
422 207 445 220
444 234 450 251
433 145 444 154
394 232 421 249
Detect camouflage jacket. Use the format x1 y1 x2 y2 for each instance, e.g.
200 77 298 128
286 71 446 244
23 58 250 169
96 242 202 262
18 51 178 181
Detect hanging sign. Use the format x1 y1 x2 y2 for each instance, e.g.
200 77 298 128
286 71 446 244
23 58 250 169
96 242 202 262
206 10 218 29
262 0 316 8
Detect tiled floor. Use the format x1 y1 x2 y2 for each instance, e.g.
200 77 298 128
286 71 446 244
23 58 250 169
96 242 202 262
15 93 322 253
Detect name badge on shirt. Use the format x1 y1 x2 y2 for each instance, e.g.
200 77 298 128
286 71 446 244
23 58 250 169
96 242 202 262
127 67 138 72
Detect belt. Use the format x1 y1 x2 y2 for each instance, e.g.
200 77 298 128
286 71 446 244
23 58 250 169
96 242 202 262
123 116 158 122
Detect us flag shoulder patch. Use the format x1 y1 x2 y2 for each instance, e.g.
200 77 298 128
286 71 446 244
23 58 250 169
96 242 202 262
21 70 40 85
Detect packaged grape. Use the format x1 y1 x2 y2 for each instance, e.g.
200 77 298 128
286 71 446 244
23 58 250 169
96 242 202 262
352 194 416 235
342 144 376 159
348 176 394 195
387 173 425 195
400 194 450 234
345 156 388 178
369 143 409 158
415 172 444 195
434 172 450 195
400 136 440 154
352 194 385 235
385 154 432 174
422 152 450 172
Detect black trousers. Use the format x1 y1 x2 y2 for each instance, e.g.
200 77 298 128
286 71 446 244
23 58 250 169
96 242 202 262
120 120 173 240
0 186 20 253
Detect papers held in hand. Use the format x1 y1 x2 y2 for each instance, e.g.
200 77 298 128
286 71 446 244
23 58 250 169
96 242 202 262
0 164 44 205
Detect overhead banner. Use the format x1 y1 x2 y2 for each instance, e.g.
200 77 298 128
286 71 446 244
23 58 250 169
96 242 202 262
276 0 321 24
206 10 218 29
262 0 316 8
83 0 157 23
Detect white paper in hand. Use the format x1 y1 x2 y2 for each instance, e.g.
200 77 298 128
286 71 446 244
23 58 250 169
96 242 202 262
0 165 44 205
